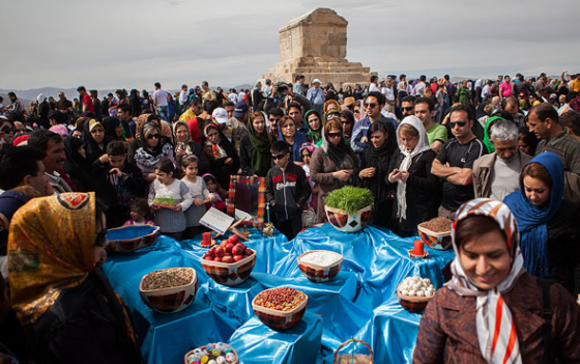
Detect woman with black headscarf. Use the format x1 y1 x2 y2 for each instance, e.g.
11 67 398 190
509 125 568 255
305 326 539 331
82 118 110 165
310 117 358 223
357 119 398 228
102 116 124 141
128 89 142 117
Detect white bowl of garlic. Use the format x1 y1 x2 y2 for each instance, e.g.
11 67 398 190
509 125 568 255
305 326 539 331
396 276 435 313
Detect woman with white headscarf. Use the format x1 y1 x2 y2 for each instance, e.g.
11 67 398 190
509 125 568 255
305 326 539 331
414 198 580 363
386 116 440 236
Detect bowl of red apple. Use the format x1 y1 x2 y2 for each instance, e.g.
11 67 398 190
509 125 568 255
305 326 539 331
201 235 257 286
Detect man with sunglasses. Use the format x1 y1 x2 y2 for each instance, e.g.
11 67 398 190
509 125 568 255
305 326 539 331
400 96 415 118
267 108 284 140
351 92 395 155
431 105 486 218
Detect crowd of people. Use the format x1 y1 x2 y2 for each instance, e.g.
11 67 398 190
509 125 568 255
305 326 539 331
1 71 580 362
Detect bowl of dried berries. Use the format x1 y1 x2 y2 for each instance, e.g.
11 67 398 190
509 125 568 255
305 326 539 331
201 240 257 286
139 267 198 314
297 250 343 283
251 287 308 330
417 217 453 250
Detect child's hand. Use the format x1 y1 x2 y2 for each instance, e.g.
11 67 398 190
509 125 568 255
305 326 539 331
109 168 122 177
209 194 217 202
225 157 233 166
174 204 183 211
176 148 186 156
193 198 204 206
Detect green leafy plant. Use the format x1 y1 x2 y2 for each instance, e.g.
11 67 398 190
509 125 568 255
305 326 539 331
325 186 374 215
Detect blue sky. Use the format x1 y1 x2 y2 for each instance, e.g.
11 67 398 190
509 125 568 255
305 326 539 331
1 0 579 90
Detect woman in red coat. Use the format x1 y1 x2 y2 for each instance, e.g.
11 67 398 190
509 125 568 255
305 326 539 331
413 198 580 364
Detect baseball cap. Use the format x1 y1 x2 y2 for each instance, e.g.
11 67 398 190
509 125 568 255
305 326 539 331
233 102 249 118
212 108 229 124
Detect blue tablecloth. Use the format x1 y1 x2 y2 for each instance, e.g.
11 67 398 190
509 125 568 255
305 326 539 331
102 224 455 364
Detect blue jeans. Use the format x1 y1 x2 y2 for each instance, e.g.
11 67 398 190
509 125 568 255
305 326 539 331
157 106 169 122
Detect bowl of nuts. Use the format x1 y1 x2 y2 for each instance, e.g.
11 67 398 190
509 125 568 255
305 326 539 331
417 217 453 250
396 276 435 313
139 267 198 314
106 225 160 253
297 250 343 283
252 287 308 330
201 238 256 286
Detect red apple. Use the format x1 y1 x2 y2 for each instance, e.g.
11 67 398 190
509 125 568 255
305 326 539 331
222 256 234 263
214 256 222 262
245 250 253 257
214 247 225 258
208 247 216 255
229 235 240 244
232 245 243 256
233 255 244 262
225 243 235 254
220 240 228 248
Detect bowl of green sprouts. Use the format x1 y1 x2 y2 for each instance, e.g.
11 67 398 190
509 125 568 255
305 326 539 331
324 186 374 233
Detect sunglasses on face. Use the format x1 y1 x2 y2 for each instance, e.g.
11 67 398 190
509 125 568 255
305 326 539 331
328 132 342 138
364 103 377 108
147 133 160 139
269 118 279 122
272 153 287 160
450 120 467 128
402 107 414 111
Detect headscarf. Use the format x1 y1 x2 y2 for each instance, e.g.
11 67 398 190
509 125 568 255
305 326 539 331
247 113 272 177
395 116 431 221
8 193 97 324
134 113 172 141
446 198 524 364
49 124 69 137
366 119 397 165
36 93 46 104
321 122 355 171
483 116 504 153
173 120 193 156
503 152 564 277
82 118 108 164
102 116 122 141
323 99 340 114
304 110 322 144
139 122 164 157
204 123 227 160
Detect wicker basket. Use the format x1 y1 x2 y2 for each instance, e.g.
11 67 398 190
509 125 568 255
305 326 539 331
183 344 239 364
334 339 373 364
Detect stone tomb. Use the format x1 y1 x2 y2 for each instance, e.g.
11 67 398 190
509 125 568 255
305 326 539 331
263 8 375 88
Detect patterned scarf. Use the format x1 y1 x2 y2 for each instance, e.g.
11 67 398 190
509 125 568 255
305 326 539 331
447 199 524 364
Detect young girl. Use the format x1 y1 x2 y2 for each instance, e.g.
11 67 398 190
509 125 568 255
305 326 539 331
123 198 155 226
147 158 193 240
181 155 215 239
202 173 227 212
299 143 319 211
